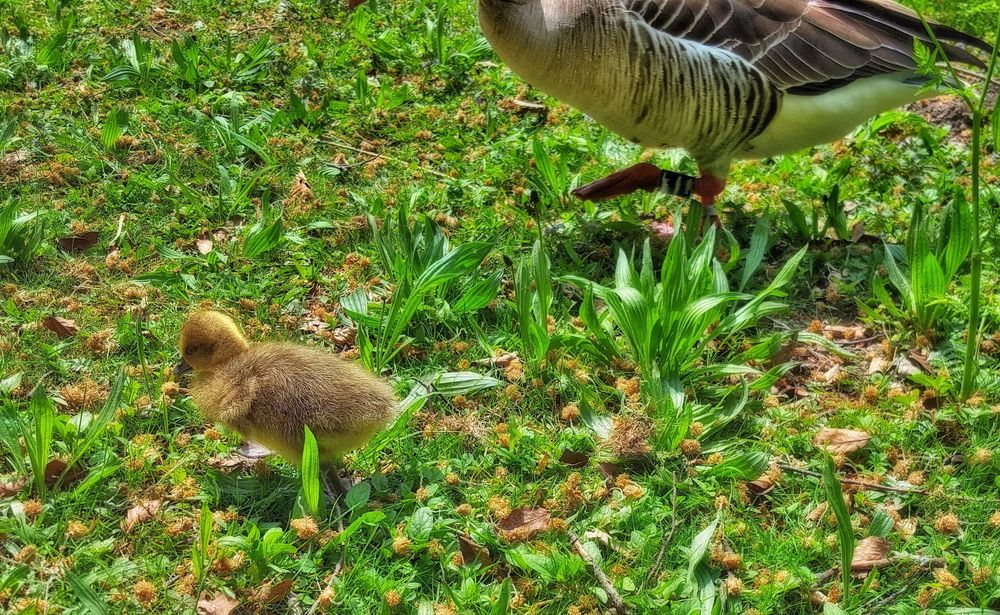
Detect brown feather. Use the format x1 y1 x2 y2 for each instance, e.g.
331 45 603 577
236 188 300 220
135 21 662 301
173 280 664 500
631 0 992 94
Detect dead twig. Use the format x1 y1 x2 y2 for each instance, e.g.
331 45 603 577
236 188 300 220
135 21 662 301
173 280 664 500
568 530 629 615
777 463 929 496
783 461 1000 503
814 553 946 584
319 138 452 179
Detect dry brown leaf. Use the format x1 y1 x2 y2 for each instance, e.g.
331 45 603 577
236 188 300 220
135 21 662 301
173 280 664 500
474 352 520 368
57 231 99 252
598 462 621 480
814 428 870 454
42 316 79 338
298 317 329 334
867 357 888 375
850 221 867 243
558 450 590 468
499 98 547 114
458 534 492 567
285 171 314 210
122 499 162 533
498 507 551 540
197 591 240 615
908 349 933 373
0 150 30 176
258 579 294 604
0 477 27 498
823 324 867 341
897 517 918 541
747 477 775 498
329 326 356 347
822 364 841 384
806 502 828 523
196 239 213 255
43 458 86 488
850 536 890 573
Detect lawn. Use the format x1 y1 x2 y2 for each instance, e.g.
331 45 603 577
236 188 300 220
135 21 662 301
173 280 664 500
1 0 999 613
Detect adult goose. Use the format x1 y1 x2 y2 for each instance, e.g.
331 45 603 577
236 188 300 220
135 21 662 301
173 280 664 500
475 0 991 223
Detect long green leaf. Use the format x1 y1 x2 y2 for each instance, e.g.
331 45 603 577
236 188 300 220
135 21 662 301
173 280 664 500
686 514 720 586
24 387 54 501
740 210 769 291
453 269 502 315
298 426 322 518
822 453 854 605
101 108 129 150
66 572 109 615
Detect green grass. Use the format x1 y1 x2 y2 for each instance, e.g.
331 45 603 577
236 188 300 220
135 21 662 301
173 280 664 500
1 0 999 613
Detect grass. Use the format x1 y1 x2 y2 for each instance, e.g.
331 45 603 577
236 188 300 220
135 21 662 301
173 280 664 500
1 0 999 613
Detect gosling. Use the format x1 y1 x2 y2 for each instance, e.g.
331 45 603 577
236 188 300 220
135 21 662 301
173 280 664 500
175 310 397 493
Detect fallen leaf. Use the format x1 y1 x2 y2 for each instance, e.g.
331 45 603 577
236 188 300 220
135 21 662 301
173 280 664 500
122 499 162 533
196 239 213 254
598 462 621 480
0 477 27 498
197 592 240 615
895 355 923 376
299 317 329 334
822 364 841 384
747 477 775 498
513 98 547 112
823 324 867 341
559 450 590 468
499 98 547 114
474 352 520 368
806 502 828 523
850 221 866 243
347 0 366 9
0 149 30 175
285 171 314 207
238 441 273 459
42 316 79 338
329 326 356 346
258 579 294 604
498 506 551 540
867 357 888 375
458 534 492 567
56 231 99 252
897 517 918 541
43 458 86 488
814 428 870 454
850 536 890 573
908 349 933 373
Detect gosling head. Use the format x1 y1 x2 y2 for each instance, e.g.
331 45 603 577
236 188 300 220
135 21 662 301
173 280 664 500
175 311 251 377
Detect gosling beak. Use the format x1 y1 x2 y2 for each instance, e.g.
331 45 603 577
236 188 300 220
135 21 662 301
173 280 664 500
174 359 193 378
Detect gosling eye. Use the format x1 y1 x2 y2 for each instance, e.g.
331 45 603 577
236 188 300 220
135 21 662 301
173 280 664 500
185 344 200 355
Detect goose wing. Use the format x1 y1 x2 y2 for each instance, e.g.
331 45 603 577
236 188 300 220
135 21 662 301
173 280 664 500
626 0 990 94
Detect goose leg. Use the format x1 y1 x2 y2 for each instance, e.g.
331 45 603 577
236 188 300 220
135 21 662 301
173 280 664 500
571 162 663 200
693 173 726 232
